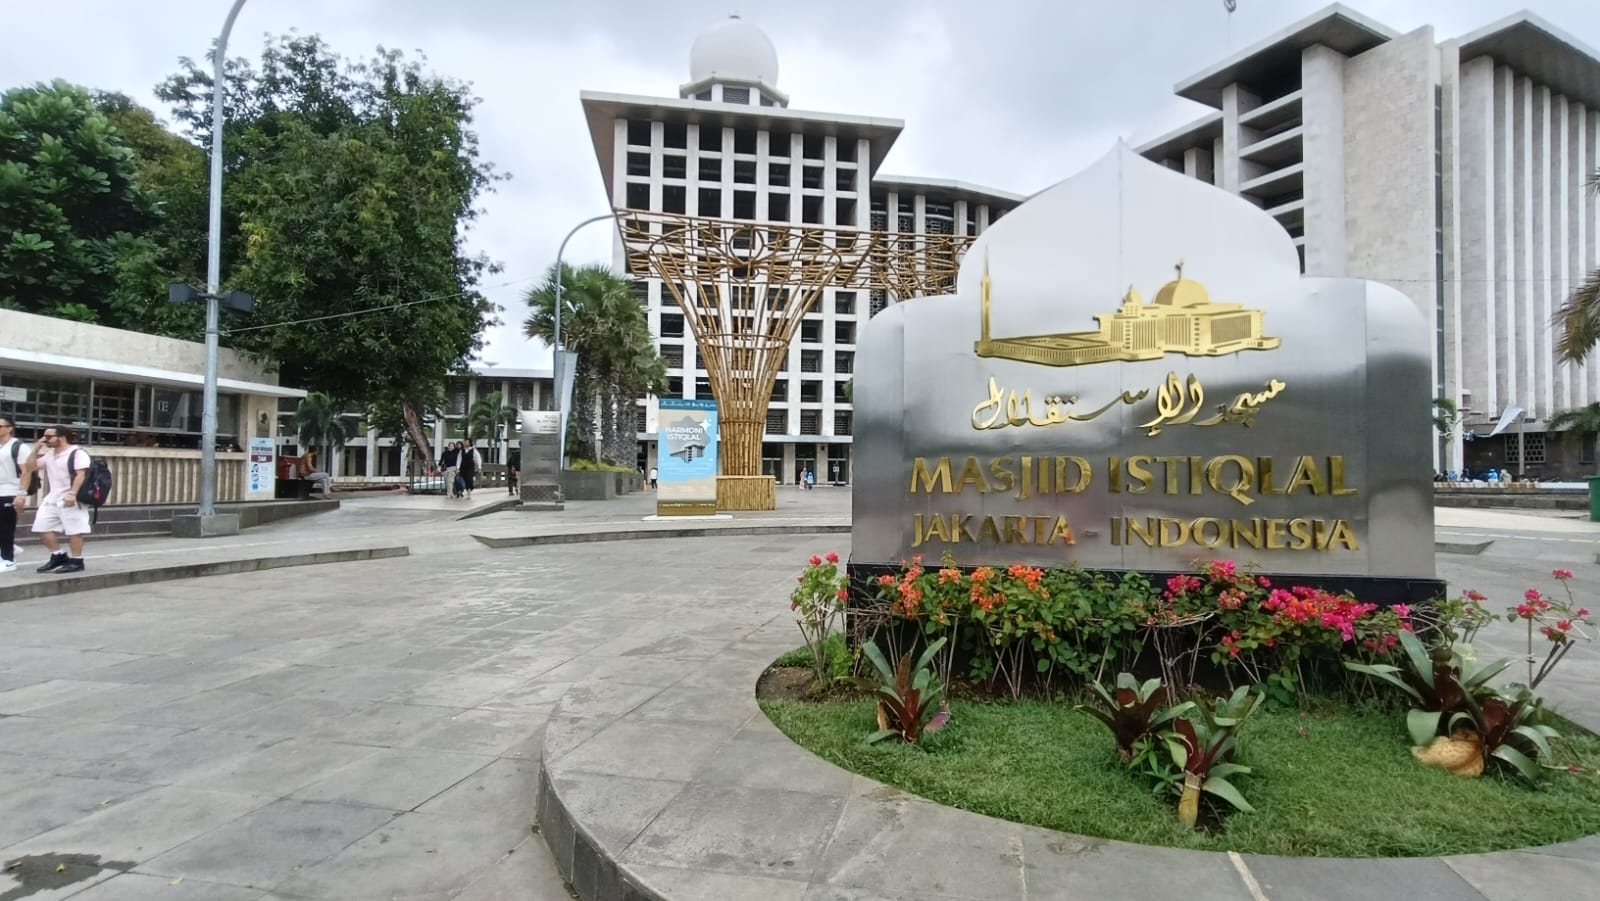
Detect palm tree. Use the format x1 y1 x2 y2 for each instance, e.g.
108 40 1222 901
1554 168 1600 362
294 391 348 464
1547 403 1600 473
525 263 667 466
466 390 518 461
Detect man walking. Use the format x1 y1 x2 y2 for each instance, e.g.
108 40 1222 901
23 425 92 574
0 416 28 574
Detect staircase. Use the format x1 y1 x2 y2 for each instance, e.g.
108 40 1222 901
12 499 338 546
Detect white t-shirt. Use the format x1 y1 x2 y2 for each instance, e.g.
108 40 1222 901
36 445 91 503
0 438 31 497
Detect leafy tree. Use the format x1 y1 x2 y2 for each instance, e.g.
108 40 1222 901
523 263 665 466
156 35 505 469
1555 168 1600 363
294 390 348 458
466 390 517 460
0 80 160 324
1548 403 1600 472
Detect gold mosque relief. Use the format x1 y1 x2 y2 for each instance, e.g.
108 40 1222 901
974 259 1281 367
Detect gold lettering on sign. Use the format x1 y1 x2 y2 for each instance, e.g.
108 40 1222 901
973 373 1287 438
972 378 1148 431
912 514 1076 548
1109 516 1360 551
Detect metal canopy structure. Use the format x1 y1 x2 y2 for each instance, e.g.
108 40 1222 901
615 209 973 479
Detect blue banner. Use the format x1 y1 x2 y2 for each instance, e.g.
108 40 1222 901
657 397 718 515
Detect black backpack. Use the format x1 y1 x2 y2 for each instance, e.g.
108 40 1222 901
8 441 37 496
71 449 113 508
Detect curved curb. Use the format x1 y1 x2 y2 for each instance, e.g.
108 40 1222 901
535 618 1600 900
0 546 410 605
472 522 850 549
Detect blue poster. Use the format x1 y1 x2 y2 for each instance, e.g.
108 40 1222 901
657 397 718 515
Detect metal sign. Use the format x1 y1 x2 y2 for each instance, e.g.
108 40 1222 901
852 144 1435 584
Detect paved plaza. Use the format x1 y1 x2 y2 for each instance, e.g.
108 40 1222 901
0 490 1596 899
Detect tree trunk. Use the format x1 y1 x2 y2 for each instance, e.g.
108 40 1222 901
569 371 598 462
599 384 619 465
401 402 436 471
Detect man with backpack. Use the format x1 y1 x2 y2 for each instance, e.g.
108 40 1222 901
21 425 96 574
0 415 28 574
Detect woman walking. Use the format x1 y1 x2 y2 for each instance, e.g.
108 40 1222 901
460 441 481 499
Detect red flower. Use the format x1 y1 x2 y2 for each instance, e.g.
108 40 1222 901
1525 588 1542 602
1553 568 1574 581
1579 607 1592 618
1557 620 1573 632
809 555 822 566
1464 589 1487 602
1257 576 1272 588
825 551 840 564
835 588 849 601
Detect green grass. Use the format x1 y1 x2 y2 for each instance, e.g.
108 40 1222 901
772 634 852 681
759 697 1600 857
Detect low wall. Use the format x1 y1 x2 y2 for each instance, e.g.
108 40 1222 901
91 447 248 506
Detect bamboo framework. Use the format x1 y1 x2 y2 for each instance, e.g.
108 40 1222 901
617 209 974 478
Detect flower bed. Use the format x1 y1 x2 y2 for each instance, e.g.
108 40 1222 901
771 550 1600 854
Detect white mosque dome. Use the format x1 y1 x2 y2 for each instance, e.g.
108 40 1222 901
688 14 779 86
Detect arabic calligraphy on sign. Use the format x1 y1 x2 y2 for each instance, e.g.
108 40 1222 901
970 372 1287 436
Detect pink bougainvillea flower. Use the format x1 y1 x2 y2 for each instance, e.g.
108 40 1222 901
1392 603 1411 618
1464 589 1487 602
835 588 849 601
1525 588 1542 602
1579 607 1592 618
808 555 822 566
1553 568 1574 580
825 551 839 564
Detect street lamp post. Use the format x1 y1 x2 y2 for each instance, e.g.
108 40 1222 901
198 0 250 524
552 212 619 470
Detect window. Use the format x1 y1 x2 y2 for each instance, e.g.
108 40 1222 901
869 290 888 317
802 195 822 224
770 381 788 402
625 183 650 210
694 89 712 102
694 376 712 398
834 292 856 315
833 411 852 435
662 346 683 368
800 322 821 344
768 162 790 187
835 198 856 227
834 321 856 345
834 351 854 374
630 280 650 303
766 410 787 433
768 193 790 222
834 381 852 404
802 133 824 160
733 159 756 185
626 152 650 178
1583 434 1597 466
626 120 652 147
733 191 756 220
837 139 858 163
698 157 721 182
800 379 822 402
635 408 648 432
835 168 856 192
734 129 757 154
769 130 792 157
666 376 683 396
662 185 686 214
662 154 687 180
1505 433 1546 466
722 85 750 105
800 411 821 435
699 125 722 152
801 165 824 190
663 121 687 149
698 187 721 217
660 312 685 338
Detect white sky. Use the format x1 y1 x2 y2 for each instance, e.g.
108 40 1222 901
5 1 1597 370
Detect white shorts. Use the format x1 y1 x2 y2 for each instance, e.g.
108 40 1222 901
32 501 92 536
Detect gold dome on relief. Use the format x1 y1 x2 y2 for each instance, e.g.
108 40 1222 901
1153 261 1209 307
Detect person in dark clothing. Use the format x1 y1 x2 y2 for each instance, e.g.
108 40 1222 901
459 442 480 499
507 447 521 496
439 443 461 498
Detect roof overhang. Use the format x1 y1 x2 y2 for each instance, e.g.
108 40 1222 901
1174 3 1397 108
1135 111 1226 160
580 90 905 200
870 173 1027 205
1455 11 1600 111
1 348 306 398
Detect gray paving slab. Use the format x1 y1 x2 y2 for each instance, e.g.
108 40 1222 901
137 797 395 888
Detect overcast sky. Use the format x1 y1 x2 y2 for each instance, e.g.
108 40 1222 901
6 1 1598 370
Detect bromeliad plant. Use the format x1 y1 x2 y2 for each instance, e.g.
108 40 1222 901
1344 628 1514 746
1161 685 1264 829
1450 683 1562 782
849 636 952 745
1080 673 1194 764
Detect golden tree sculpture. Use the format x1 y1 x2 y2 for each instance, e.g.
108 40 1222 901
617 209 974 506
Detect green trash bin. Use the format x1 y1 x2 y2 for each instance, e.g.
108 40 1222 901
1588 476 1600 522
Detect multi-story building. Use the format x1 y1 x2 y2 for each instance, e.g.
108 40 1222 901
1137 3 1600 479
580 14 1022 483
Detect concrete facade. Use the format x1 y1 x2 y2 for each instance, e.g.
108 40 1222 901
1137 5 1600 478
579 15 1023 485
